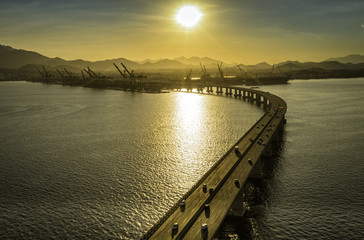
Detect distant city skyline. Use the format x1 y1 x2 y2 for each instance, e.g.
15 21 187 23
1 0 364 64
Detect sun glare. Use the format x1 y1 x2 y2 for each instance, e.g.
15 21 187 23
175 6 203 28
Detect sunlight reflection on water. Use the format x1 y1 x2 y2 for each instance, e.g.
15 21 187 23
0 82 264 239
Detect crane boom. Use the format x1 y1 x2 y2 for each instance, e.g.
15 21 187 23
271 64 275 74
87 67 99 78
185 69 192 81
113 63 127 78
237 65 243 73
42 65 49 77
64 68 72 78
120 62 133 77
56 69 64 78
217 62 224 78
37 69 44 77
83 69 92 78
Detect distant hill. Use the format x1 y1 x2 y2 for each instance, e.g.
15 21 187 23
137 58 164 64
18 64 81 73
173 56 218 65
0 44 51 68
254 62 271 68
142 59 186 69
0 44 142 72
326 54 364 64
1 44 364 75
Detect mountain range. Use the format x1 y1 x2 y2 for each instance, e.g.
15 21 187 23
325 54 364 64
1 44 364 74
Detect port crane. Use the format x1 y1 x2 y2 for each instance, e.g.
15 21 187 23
115 62 146 81
82 66 100 79
271 64 283 75
113 63 128 79
56 69 65 78
42 65 50 77
217 62 224 79
120 62 134 79
83 68 93 79
37 65 51 78
37 69 45 78
237 64 248 79
184 69 192 81
87 67 100 78
200 63 210 81
63 68 73 78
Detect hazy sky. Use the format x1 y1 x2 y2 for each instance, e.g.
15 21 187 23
1 0 363 64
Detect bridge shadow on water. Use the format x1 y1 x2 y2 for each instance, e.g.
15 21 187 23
214 128 287 240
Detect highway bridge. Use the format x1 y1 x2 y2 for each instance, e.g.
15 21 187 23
141 86 287 240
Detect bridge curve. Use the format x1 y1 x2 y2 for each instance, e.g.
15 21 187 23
141 86 287 240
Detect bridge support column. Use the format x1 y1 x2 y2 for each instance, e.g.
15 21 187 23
233 89 242 98
225 88 229 95
272 130 279 142
249 158 263 178
229 185 246 217
248 91 252 99
262 142 273 157
256 94 262 106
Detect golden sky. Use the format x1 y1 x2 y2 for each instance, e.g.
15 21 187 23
1 0 364 64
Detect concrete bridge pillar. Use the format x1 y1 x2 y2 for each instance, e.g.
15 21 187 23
249 157 263 178
262 142 273 157
256 94 262 106
272 130 279 142
229 184 245 217
234 89 242 98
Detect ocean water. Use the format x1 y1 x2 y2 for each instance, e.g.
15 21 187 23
216 78 364 239
1 79 363 240
0 81 263 239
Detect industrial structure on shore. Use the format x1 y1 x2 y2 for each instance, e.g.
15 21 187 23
31 61 290 93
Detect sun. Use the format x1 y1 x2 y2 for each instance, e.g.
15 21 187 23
175 6 203 28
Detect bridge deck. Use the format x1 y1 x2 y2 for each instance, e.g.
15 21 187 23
142 87 287 240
